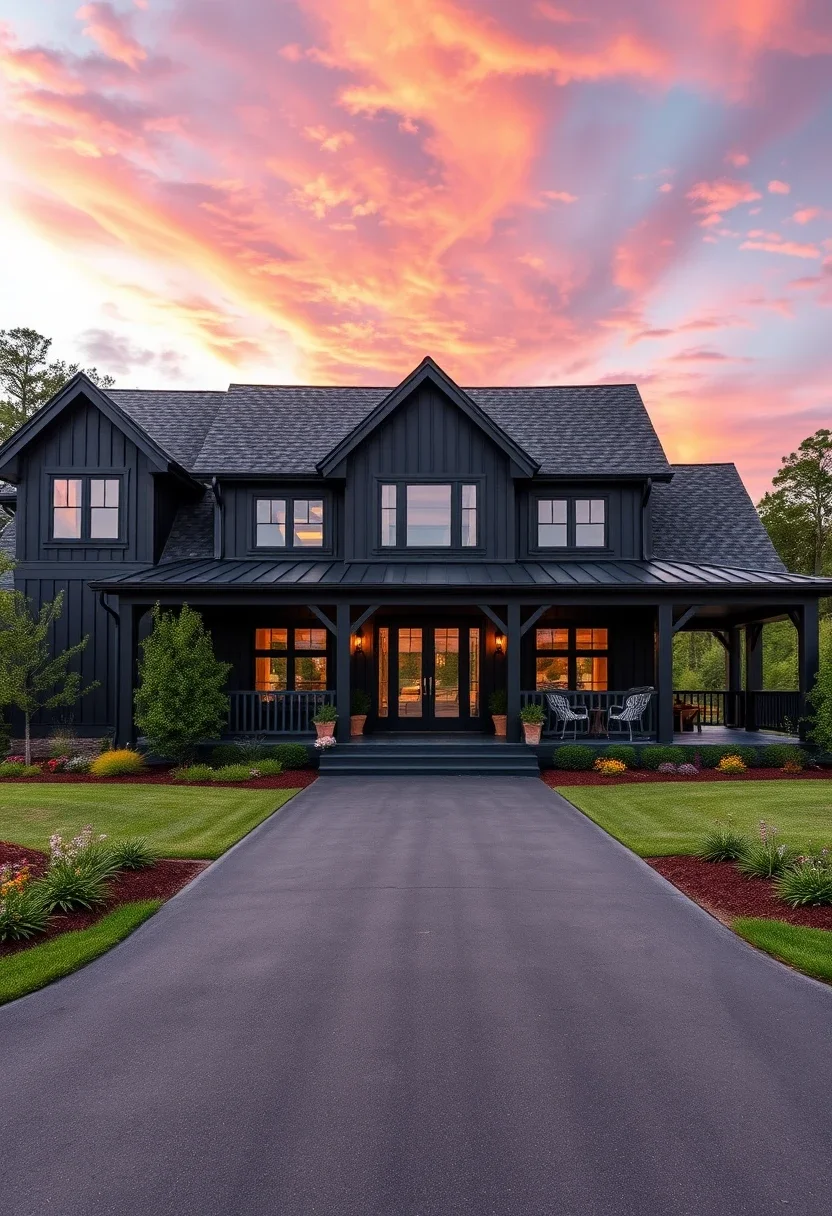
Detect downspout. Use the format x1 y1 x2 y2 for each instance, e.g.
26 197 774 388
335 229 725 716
98 592 120 743
211 477 224 560
641 477 653 561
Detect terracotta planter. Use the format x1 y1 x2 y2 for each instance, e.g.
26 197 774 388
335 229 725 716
522 721 543 746
350 714 367 737
492 714 507 738
315 721 336 739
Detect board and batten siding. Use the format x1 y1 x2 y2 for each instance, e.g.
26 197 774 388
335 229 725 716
517 482 645 561
344 381 516 561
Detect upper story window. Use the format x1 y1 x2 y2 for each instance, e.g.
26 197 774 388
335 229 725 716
51 476 121 542
536 497 606 549
255 497 324 549
380 481 479 549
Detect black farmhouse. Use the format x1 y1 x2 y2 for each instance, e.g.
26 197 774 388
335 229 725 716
0 356 827 760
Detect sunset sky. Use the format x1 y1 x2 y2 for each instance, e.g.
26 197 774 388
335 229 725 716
1 1 830 499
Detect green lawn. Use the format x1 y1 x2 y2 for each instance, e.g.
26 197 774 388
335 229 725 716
734 919 832 984
0 901 161 1006
558 781 832 857
0 784 300 859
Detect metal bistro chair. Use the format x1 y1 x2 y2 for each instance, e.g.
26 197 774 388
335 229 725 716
608 688 654 741
545 692 590 740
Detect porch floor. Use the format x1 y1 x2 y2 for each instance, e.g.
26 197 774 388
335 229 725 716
344 727 801 747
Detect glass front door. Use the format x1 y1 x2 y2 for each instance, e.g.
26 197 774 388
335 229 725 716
377 622 481 730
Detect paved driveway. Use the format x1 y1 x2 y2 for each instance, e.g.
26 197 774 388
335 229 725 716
2 776 832 1215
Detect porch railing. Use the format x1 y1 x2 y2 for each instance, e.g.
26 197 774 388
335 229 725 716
227 690 335 735
675 690 801 734
521 690 656 738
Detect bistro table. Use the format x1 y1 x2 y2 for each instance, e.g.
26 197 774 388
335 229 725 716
588 707 608 737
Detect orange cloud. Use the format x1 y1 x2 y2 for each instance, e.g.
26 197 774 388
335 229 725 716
686 178 762 224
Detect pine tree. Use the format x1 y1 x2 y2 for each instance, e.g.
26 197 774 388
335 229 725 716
134 604 231 762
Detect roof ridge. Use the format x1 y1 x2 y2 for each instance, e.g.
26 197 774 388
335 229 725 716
226 382 640 391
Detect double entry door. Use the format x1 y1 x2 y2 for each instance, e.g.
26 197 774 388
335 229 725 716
377 622 483 731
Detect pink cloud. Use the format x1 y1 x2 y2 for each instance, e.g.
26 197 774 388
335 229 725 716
75 3 147 69
724 151 749 167
658 182 673 193
768 179 791 194
687 179 762 224
792 207 821 224
541 190 578 203
740 237 821 258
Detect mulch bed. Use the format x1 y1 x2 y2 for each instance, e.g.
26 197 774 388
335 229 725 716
542 767 832 787
0 769 318 789
0 841 206 958
648 855 832 930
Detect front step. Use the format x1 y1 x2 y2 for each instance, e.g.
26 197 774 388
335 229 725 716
318 740 541 778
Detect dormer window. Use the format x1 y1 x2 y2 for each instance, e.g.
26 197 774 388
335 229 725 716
254 496 325 549
51 475 122 542
535 496 607 550
379 481 481 550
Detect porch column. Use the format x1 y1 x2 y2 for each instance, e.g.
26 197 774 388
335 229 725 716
726 626 743 727
745 624 763 733
117 601 136 748
336 602 351 743
798 599 820 741
506 601 521 742
656 603 674 743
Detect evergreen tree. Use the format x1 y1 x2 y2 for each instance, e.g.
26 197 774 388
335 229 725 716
0 590 97 764
758 429 832 576
0 328 115 442
134 604 231 762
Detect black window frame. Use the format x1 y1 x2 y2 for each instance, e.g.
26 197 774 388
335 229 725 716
531 494 609 553
375 477 485 554
534 625 610 691
250 492 331 554
253 625 332 692
47 470 127 546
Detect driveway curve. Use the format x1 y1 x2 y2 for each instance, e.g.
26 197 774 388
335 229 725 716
2 775 831 1215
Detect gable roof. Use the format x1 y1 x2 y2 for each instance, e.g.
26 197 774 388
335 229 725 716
316 357 539 476
651 464 785 572
107 390 225 468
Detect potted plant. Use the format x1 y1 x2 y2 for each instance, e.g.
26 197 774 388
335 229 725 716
520 702 545 746
350 689 371 736
312 703 338 739
489 689 507 738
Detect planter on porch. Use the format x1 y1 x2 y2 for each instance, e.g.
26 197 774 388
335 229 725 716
522 722 543 746
350 690 371 737
315 721 335 739
313 704 338 739
520 703 545 747
489 689 508 738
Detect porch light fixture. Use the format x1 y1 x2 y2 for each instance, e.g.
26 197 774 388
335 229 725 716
495 634 505 656
354 629 363 654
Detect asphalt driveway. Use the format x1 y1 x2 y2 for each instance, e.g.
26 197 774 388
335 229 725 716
2 776 832 1215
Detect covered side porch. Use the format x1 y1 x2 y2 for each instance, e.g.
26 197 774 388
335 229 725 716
96 564 822 751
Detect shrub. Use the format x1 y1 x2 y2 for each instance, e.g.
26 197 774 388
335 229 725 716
552 744 594 771
48 728 77 759
806 664 832 754
351 689 371 715
90 748 146 777
696 744 758 770
171 763 215 782
134 603 231 763
109 838 156 871
312 703 337 724
273 743 310 769
520 703 545 725
782 760 804 774
604 745 637 769
594 757 626 776
677 763 699 777
65 755 90 774
776 857 832 907
641 745 685 770
657 761 678 774
48 827 118 879
211 764 254 783
758 744 805 770
254 759 282 776
0 868 49 942
0 761 41 778
488 689 507 715
716 754 747 774
39 861 111 913
736 823 798 879
696 821 749 862
210 743 244 766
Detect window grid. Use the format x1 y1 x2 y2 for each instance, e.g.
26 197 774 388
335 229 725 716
52 478 82 539
535 497 606 549
255 497 325 550
534 626 609 692
380 481 482 549
256 499 286 548
293 499 324 547
254 626 329 692
461 484 477 547
51 475 122 542
89 478 120 539
537 498 568 548
380 485 397 547
575 498 606 547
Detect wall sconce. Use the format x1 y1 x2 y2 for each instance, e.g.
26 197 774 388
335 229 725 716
354 629 363 654
495 634 506 656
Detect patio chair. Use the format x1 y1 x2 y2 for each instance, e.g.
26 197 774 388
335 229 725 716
608 688 654 741
544 692 590 740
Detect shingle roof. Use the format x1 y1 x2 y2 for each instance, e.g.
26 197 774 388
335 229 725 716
97 381 670 477
0 517 15 588
107 390 225 468
159 493 214 562
93 555 828 592
652 464 785 573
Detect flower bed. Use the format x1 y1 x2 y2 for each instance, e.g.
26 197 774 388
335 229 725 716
542 767 832 787
0 767 317 789
0 840 205 957
647 855 832 930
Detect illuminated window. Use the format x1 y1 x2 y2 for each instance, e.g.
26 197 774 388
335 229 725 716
534 626 609 691
254 627 329 691
380 483 482 548
293 499 323 547
255 497 325 549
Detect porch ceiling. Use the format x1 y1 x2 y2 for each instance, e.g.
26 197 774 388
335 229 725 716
90 557 832 594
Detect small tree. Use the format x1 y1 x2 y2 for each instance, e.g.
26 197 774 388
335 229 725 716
134 604 230 763
806 635 832 755
0 590 98 764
